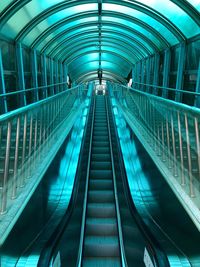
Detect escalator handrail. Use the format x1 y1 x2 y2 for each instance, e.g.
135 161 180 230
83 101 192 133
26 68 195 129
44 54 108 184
37 97 93 267
105 96 128 267
108 95 170 267
76 95 96 267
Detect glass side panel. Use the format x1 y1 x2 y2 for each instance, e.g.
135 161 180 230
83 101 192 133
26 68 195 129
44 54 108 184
0 0 13 11
102 16 165 50
24 16 98 47
136 0 200 37
103 3 178 45
1 2 97 39
182 0 200 12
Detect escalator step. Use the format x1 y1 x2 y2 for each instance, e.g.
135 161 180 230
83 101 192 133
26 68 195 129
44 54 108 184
90 161 112 170
93 136 109 142
87 203 116 218
89 179 113 190
91 154 110 161
90 170 112 179
91 147 110 154
88 191 114 203
83 257 121 267
86 218 117 236
92 141 110 147
84 236 120 257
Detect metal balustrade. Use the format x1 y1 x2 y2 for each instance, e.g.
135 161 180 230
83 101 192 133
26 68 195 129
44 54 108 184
0 84 86 215
112 84 200 229
0 82 70 113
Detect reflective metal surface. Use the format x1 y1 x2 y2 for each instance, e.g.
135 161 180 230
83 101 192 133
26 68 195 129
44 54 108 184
111 83 200 230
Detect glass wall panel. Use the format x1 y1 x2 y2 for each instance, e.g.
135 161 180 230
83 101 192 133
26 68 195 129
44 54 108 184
102 16 165 50
24 16 98 47
186 40 200 70
186 0 200 11
2 3 97 39
103 3 178 45
0 0 13 11
137 0 200 37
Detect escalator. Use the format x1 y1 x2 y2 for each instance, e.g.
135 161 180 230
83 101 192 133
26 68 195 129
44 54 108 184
39 94 165 267
82 95 121 266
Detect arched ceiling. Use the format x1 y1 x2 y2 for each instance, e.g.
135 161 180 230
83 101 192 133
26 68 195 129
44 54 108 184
0 0 200 84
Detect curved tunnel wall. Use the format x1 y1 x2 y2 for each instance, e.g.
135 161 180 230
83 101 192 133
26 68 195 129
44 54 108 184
0 0 200 112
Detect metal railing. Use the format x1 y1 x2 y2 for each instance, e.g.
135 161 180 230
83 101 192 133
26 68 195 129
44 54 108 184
130 81 200 107
112 84 200 228
0 84 86 215
0 82 70 113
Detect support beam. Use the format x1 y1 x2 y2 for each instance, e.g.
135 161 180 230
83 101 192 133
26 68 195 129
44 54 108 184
16 43 26 106
162 48 171 98
141 59 145 91
59 62 63 91
175 42 186 102
153 53 160 95
132 65 136 88
146 57 151 93
55 60 59 93
31 49 39 102
63 64 68 90
136 61 141 90
0 48 8 113
41 54 48 98
194 59 200 108
50 58 54 95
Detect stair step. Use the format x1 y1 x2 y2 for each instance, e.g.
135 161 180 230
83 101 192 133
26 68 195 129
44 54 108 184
84 236 120 257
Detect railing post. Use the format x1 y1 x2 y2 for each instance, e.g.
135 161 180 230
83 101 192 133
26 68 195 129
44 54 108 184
185 113 195 197
175 42 186 103
16 42 26 107
0 48 8 113
177 111 185 185
21 114 28 187
12 117 21 199
162 48 171 99
1 121 12 214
